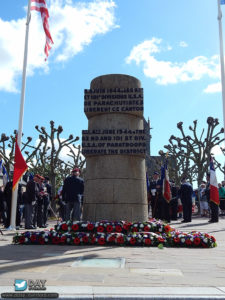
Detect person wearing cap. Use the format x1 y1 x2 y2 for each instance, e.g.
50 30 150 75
149 171 163 219
62 167 84 221
179 176 193 223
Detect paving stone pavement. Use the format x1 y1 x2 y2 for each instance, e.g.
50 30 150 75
0 215 225 299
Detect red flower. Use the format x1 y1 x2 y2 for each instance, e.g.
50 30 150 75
132 227 138 232
71 224 79 231
185 239 192 246
157 237 164 243
60 236 67 244
116 236 124 244
144 238 151 245
61 223 68 231
129 237 136 245
211 236 216 242
52 237 60 244
144 225 150 232
97 226 105 232
123 223 131 231
98 237 105 245
91 236 96 244
38 237 45 245
108 235 116 243
194 237 201 246
19 236 25 244
73 237 80 245
115 225 122 232
106 225 113 232
87 223 94 231
164 225 171 233
82 236 89 243
30 235 37 242
173 237 180 243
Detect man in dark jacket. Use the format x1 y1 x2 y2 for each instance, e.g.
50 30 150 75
179 177 193 223
62 168 84 221
25 174 40 229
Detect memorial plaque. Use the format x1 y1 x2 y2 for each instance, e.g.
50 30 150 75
82 129 146 156
84 88 143 118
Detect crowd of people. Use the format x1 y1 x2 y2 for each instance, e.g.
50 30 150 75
0 167 84 229
148 171 225 224
1 165 224 228
0 174 51 229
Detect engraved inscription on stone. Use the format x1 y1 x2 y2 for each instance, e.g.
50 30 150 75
84 88 143 117
82 129 146 156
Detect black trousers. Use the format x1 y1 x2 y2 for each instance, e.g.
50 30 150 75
161 199 170 223
209 201 219 222
182 200 192 222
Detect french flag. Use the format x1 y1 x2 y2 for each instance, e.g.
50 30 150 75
210 156 220 205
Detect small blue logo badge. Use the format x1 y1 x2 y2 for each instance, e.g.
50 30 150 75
15 279 27 291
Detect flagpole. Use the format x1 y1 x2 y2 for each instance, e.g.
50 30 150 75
9 0 32 230
217 0 225 140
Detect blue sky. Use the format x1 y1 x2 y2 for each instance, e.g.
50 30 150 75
1 0 225 183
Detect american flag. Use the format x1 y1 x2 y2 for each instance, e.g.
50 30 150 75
209 156 220 205
31 0 54 59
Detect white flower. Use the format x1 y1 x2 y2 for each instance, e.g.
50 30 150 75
181 238 185 243
25 238 28 242
203 238 208 243
140 224 144 228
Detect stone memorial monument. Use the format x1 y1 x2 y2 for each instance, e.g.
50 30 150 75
82 74 148 222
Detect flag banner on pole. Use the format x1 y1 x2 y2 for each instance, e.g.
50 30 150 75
221 0 225 5
161 160 172 203
2 165 9 186
0 159 9 186
209 156 220 205
12 138 28 190
31 0 54 59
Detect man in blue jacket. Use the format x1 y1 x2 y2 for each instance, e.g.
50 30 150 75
62 168 84 221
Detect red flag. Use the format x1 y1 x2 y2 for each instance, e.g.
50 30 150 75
31 0 54 59
12 138 28 190
210 156 220 205
161 161 172 203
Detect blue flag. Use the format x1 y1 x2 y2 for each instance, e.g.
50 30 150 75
2 165 9 186
0 159 9 186
221 0 225 5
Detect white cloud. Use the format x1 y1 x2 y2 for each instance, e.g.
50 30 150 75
126 38 220 88
0 0 118 93
179 41 188 48
203 82 221 93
